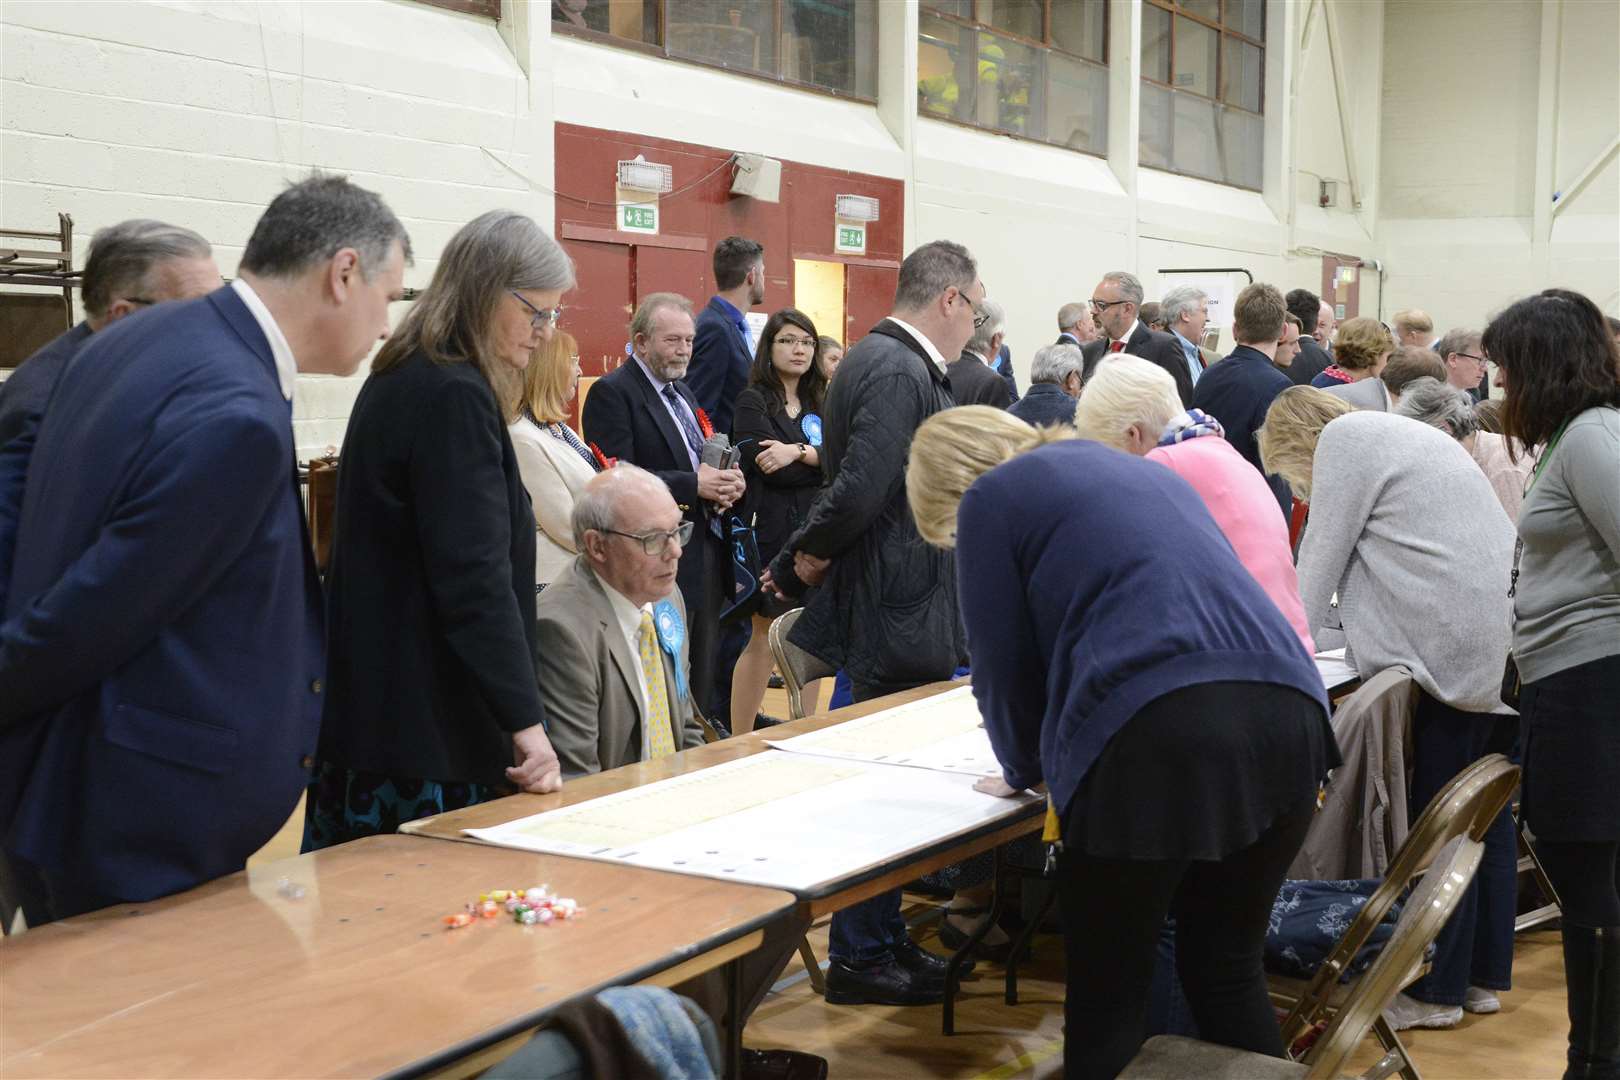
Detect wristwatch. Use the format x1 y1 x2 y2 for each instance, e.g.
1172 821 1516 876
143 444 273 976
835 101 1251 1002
797 443 808 460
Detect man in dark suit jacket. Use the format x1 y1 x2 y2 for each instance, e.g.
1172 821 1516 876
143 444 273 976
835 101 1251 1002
1192 282 1295 521
582 293 745 720
1285 287 1333 385
947 297 1013 408
1082 271 1196 406
0 175 409 924
1009 342 1084 428
688 236 764 437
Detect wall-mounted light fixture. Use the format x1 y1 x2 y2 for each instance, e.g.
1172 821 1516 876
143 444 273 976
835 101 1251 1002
835 194 880 222
617 155 673 193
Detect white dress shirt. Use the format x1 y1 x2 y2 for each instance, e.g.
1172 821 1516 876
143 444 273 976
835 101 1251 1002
600 578 655 761
230 278 297 402
885 317 951 375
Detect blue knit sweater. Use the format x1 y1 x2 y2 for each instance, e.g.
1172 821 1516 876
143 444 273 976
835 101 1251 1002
955 439 1328 817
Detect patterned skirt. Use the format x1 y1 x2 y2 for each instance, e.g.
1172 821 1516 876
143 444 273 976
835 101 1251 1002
302 761 499 852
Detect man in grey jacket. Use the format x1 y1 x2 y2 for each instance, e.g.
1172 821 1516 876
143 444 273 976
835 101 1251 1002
533 466 706 777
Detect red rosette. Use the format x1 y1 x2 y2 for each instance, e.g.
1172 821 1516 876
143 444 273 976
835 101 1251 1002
588 442 618 470
694 407 715 440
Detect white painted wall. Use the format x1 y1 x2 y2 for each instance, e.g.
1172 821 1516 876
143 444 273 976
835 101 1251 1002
1 0 548 455
1376 0 1620 332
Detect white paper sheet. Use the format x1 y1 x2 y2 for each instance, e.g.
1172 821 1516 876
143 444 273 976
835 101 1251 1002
1315 650 1359 692
464 752 1035 892
764 684 1001 776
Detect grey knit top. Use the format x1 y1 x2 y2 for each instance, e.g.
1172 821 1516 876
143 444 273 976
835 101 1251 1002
1299 411 1516 713
1513 406 1620 683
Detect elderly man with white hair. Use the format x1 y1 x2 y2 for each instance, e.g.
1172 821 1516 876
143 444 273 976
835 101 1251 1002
533 464 707 777
947 296 1012 407
1009 342 1085 428
1161 284 1218 388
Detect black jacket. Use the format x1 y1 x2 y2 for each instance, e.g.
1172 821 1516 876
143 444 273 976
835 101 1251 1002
768 321 965 688
1287 336 1333 386
321 349 544 786
1083 323 1196 406
1007 382 1078 428
732 385 822 566
948 352 1013 408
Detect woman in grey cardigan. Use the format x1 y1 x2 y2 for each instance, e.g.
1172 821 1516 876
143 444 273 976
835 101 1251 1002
1485 289 1620 1080
1260 387 1518 1032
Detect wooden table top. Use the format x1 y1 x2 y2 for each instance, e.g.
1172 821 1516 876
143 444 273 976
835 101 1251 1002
401 681 964 840
0 834 794 1079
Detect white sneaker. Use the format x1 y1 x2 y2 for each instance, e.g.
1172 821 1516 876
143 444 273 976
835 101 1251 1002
1383 991 1464 1031
1463 986 1501 1014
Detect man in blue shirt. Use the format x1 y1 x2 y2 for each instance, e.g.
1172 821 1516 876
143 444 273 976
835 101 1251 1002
688 235 765 437
1161 284 1215 389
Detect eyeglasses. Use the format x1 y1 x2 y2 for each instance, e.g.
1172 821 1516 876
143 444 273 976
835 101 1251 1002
1457 352 1489 365
601 521 694 555
510 290 563 330
972 310 991 329
123 296 156 307
774 335 816 349
1089 298 1131 312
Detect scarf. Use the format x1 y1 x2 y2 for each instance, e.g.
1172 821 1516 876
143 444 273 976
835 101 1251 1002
1318 365 1354 385
1157 408 1226 447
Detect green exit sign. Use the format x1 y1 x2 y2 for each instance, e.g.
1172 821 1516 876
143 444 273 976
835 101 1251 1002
835 223 866 254
619 203 658 234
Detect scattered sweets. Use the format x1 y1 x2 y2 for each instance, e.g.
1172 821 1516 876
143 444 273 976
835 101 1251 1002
441 885 582 930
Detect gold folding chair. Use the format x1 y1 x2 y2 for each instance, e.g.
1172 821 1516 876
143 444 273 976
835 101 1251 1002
1122 834 1487 1079
767 607 836 722
1268 754 1520 1080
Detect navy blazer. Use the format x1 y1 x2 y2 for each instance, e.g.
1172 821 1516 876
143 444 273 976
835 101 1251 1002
0 321 91 449
0 286 323 903
688 296 753 437
1007 382 1078 428
1192 344 1295 520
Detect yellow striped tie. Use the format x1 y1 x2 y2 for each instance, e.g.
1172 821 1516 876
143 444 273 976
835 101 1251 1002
637 609 676 758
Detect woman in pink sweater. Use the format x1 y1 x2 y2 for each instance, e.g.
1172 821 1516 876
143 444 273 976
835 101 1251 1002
1075 355 1314 653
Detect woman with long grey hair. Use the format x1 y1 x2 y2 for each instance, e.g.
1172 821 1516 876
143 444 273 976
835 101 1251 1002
307 210 576 849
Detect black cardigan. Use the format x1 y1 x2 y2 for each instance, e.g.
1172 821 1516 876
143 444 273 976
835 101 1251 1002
319 349 544 786
731 384 823 564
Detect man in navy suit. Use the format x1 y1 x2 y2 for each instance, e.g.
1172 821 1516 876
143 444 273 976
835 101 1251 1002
0 174 409 925
0 220 219 451
582 293 745 721
688 235 765 438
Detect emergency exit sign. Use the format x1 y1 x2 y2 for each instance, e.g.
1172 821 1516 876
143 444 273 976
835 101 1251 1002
619 202 658 234
835 222 866 255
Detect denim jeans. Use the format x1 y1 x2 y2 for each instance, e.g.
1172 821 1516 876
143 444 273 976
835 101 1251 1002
1405 696 1517 1004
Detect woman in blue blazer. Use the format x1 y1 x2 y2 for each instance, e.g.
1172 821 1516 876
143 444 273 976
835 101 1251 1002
908 406 1337 1080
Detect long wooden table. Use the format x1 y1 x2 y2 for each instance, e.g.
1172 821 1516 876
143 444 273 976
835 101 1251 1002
403 682 1047 1034
0 834 794 1079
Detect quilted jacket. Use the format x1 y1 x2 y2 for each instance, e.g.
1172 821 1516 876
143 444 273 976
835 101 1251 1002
767 320 966 688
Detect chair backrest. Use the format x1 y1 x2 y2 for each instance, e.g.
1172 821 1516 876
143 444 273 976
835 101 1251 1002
767 608 837 721
1302 835 1485 1078
1279 752 1519 1044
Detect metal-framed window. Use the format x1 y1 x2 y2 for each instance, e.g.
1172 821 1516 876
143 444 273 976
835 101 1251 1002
1139 0 1265 190
552 0 878 103
916 1 1110 156
417 0 501 18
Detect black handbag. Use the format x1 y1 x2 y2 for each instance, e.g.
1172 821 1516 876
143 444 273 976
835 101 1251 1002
1502 536 1523 709
718 513 762 625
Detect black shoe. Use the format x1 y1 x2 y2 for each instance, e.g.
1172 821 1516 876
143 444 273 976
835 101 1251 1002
823 956 947 1005
893 936 973 979
768 674 786 689
755 712 786 729
937 912 1019 964
740 1047 828 1080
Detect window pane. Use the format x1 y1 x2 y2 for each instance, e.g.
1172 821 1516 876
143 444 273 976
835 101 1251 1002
1220 36 1262 112
1219 104 1264 189
1142 3 1171 83
1226 0 1265 40
1051 0 1106 62
1172 90 1220 181
665 0 777 78
924 0 973 18
983 0 1043 40
552 0 657 43
1172 15 1217 97
975 30 1040 134
783 0 877 98
1179 0 1220 21
1046 52 1107 153
919 12 975 122
1140 80 1173 169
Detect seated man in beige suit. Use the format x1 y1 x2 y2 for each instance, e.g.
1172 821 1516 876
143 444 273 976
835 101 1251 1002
535 464 707 776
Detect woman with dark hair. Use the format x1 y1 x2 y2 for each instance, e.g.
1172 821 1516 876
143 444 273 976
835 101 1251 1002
1485 288 1620 1080
308 211 574 849
727 308 828 734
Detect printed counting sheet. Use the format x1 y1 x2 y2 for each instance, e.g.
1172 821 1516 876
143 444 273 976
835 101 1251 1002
764 684 1002 777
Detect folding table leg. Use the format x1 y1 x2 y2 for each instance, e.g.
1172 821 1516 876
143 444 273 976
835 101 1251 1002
943 845 1006 1035
725 957 743 1078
